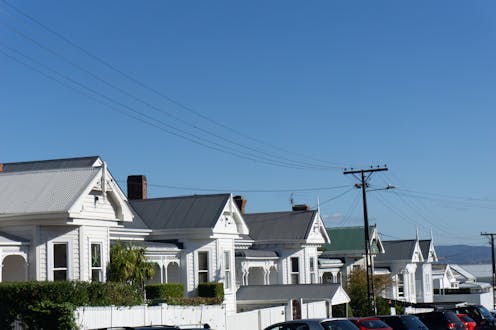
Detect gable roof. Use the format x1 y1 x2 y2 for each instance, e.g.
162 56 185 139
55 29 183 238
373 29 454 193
129 194 231 229
0 167 100 216
375 239 420 263
2 156 100 173
321 225 382 256
419 239 437 262
243 210 318 241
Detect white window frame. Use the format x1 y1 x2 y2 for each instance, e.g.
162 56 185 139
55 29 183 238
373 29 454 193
397 273 405 298
197 251 209 284
51 242 69 281
309 257 316 284
224 251 231 290
90 242 103 282
290 257 300 284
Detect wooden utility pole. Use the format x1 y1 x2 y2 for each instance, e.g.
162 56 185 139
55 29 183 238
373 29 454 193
344 166 388 316
481 232 496 309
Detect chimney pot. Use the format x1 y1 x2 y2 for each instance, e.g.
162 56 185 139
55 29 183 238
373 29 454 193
127 175 147 200
292 204 310 211
233 195 247 214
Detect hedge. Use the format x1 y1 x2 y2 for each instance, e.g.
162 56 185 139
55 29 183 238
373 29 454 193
0 281 143 329
145 283 184 300
198 282 224 301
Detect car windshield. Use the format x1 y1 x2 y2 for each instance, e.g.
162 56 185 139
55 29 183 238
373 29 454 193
477 306 494 319
401 316 428 329
322 320 360 330
359 320 390 329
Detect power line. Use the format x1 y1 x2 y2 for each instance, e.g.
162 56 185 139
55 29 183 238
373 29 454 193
0 0 352 170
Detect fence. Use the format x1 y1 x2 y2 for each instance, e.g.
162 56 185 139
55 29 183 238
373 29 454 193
75 300 329 330
75 304 226 330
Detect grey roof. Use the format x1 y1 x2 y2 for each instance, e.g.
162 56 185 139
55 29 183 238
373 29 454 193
235 249 279 258
419 239 432 259
244 210 317 241
236 284 342 302
0 167 99 215
0 232 29 245
375 240 417 263
129 194 231 229
2 156 100 173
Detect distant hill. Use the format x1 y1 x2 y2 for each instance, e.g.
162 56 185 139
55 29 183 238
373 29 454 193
436 245 491 264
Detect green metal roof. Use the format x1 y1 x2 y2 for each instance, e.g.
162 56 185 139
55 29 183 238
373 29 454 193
322 225 380 254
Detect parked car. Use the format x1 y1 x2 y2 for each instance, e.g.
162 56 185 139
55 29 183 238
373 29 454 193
449 305 496 330
263 318 360 330
377 315 429 330
458 314 477 330
349 317 393 330
415 311 465 330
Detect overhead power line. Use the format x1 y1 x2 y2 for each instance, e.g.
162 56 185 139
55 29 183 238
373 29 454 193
0 0 352 170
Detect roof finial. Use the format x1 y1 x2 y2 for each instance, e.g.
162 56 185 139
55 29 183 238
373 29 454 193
416 226 419 241
317 195 320 213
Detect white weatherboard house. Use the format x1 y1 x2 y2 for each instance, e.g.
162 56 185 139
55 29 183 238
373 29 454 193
375 238 437 304
0 156 133 283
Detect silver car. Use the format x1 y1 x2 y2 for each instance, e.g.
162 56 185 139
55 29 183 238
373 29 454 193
264 318 361 330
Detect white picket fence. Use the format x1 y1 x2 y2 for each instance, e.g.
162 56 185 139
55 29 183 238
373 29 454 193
75 304 226 330
75 300 329 330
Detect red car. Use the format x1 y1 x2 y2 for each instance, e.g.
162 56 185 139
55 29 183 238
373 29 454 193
349 317 394 330
457 314 477 330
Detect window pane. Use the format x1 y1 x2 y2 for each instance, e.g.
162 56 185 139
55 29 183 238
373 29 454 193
224 251 230 270
91 244 101 267
92 269 101 282
54 270 67 281
291 274 299 284
199 272 208 283
54 243 67 268
291 257 299 272
198 252 208 271
310 258 314 271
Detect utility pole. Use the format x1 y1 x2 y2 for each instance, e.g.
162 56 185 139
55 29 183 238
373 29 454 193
344 165 388 316
481 232 496 309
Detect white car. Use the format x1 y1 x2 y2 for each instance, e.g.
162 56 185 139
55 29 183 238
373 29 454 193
264 318 360 330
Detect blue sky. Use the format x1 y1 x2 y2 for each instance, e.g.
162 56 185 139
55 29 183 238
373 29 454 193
1 1 495 246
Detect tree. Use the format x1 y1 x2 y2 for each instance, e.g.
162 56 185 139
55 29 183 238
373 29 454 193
107 241 155 297
346 268 393 316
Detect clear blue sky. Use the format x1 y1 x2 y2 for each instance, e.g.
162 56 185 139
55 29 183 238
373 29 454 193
1 1 495 246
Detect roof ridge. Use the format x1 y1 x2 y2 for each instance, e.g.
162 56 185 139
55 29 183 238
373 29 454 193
0 167 100 176
3 155 100 166
131 193 231 202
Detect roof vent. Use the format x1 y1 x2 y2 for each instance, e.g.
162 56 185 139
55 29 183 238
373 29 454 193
292 204 310 211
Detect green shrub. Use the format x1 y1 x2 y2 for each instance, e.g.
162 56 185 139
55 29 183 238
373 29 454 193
150 296 223 306
198 282 224 301
145 283 184 300
0 281 143 329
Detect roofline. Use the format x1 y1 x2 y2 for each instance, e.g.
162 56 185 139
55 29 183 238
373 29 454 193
130 193 231 203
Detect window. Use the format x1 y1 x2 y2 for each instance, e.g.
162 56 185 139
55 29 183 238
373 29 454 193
198 251 209 284
290 257 299 284
397 273 405 298
224 251 231 289
310 257 316 283
53 243 68 281
91 243 102 282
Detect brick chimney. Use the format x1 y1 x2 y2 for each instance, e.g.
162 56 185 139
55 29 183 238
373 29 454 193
0 164 3 172
127 175 147 200
233 195 247 214
292 204 310 211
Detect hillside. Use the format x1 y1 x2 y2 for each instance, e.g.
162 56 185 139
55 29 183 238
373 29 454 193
436 245 492 264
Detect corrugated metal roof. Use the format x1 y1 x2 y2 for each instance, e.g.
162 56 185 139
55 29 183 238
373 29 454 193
322 226 377 252
419 240 432 259
0 167 99 215
2 156 100 172
235 249 279 258
236 284 346 303
375 240 417 262
244 210 316 240
129 194 231 229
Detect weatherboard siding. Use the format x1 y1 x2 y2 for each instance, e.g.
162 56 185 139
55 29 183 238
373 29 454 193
80 191 119 220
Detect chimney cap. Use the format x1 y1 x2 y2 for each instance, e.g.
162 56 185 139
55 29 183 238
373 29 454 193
292 204 310 211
